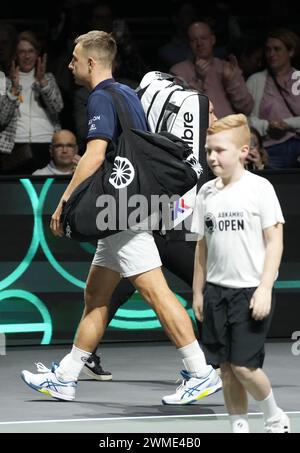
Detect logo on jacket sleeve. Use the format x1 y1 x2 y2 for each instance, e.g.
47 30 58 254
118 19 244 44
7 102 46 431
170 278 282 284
109 157 135 188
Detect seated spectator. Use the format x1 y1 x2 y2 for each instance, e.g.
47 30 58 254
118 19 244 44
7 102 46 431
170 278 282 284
32 129 80 175
0 31 63 175
245 127 271 171
247 28 300 169
170 20 254 118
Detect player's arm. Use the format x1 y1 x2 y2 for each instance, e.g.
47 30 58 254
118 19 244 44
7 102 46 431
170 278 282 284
50 138 107 236
192 237 207 322
250 223 284 321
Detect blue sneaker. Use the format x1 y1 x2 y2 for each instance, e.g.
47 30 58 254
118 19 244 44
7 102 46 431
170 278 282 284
162 366 222 405
21 363 77 401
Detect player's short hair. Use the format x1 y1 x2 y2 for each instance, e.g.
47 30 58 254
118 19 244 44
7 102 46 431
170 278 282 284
75 30 117 66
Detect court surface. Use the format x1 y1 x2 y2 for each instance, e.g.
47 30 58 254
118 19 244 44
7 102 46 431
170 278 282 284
0 341 299 433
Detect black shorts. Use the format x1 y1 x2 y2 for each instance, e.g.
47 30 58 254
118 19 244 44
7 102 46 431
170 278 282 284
200 283 275 369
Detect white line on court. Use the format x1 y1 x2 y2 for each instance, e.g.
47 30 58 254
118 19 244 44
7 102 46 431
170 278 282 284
0 411 299 426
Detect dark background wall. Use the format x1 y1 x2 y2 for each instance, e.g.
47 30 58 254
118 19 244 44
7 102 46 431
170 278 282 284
0 171 299 347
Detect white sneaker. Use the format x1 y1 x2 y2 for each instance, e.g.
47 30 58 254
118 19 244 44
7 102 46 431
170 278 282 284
162 367 222 405
21 365 77 401
264 409 291 433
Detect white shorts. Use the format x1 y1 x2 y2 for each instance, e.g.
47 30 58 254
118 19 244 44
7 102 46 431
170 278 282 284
92 230 162 278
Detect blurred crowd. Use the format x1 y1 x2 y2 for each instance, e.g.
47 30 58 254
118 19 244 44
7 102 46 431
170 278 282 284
0 0 299 175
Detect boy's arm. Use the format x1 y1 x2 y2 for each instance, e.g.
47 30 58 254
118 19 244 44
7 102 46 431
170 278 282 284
250 223 284 321
50 138 107 237
192 237 207 322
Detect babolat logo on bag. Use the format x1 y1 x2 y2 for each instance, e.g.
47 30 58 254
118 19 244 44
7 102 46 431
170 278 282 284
109 157 135 189
185 153 203 178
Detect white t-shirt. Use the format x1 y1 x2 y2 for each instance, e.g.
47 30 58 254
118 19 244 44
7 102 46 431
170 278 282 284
15 69 54 143
191 171 285 288
32 161 73 176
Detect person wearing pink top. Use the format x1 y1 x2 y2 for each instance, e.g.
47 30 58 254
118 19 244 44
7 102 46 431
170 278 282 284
170 20 254 119
247 28 300 169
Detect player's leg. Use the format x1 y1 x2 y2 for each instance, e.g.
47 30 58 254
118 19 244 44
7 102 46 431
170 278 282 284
129 267 221 405
21 241 122 400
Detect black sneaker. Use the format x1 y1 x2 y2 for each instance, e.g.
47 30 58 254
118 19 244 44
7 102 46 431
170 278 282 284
82 352 112 381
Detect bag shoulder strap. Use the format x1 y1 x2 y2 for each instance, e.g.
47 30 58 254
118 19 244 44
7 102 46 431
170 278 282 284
104 85 134 130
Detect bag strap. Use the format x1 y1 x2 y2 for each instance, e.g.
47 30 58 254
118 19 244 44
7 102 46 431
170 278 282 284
104 85 135 130
269 69 297 117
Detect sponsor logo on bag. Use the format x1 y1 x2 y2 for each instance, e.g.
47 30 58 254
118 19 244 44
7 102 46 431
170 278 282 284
185 154 203 177
181 112 194 149
109 157 135 189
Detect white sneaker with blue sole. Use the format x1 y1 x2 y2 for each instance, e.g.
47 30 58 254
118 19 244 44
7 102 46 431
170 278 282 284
162 366 222 405
21 363 77 401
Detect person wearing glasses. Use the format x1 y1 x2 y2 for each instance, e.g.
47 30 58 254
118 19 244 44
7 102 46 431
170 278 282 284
0 30 63 175
32 129 80 175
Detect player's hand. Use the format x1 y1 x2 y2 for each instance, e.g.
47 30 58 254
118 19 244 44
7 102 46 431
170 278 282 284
193 293 204 322
50 202 64 237
249 286 272 321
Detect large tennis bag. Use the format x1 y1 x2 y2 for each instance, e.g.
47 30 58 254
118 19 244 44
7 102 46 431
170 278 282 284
61 86 202 241
137 71 209 228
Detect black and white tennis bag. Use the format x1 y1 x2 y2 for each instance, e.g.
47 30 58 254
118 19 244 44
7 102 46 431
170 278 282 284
137 71 209 228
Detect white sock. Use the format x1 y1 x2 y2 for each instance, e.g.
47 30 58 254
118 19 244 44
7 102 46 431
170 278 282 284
56 346 92 381
257 390 280 421
178 340 211 377
230 415 250 433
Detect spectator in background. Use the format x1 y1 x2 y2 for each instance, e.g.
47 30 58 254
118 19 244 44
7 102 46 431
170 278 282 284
229 37 264 80
158 1 197 71
170 20 254 119
32 129 80 175
85 1 148 87
247 28 300 169
207 2 243 59
0 23 17 76
0 31 63 175
245 127 271 171
73 6 148 152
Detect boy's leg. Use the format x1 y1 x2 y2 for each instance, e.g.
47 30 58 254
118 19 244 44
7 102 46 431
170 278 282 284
21 265 121 400
220 363 249 433
231 365 291 433
229 288 290 432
